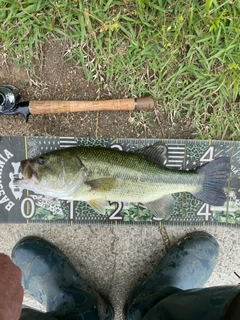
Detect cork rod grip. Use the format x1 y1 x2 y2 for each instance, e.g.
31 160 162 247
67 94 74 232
29 97 154 114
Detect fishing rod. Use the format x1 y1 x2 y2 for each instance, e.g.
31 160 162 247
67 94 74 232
0 84 154 122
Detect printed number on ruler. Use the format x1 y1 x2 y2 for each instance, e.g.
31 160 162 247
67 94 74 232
110 144 123 151
196 203 212 221
67 201 74 220
153 216 164 222
108 202 124 221
21 198 35 219
200 146 215 162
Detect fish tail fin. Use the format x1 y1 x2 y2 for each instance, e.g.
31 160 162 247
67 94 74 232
193 157 231 206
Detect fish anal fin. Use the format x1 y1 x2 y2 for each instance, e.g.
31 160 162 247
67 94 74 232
86 178 116 192
88 199 106 214
143 194 174 219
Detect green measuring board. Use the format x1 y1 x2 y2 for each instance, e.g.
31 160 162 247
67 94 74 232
0 136 239 226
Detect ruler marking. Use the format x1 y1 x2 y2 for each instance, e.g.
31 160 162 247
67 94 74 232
166 164 183 167
60 137 76 139
60 140 77 144
167 160 184 163
232 150 240 158
168 151 185 155
214 151 222 157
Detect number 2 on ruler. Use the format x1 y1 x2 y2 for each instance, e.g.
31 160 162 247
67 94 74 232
108 202 124 221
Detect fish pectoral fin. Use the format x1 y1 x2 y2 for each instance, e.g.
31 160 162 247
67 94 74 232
88 199 106 214
86 178 116 192
143 194 175 219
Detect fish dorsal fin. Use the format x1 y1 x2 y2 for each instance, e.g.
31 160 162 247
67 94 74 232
137 142 168 167
86 178 116 192
143 194 175 219
88 199 106 214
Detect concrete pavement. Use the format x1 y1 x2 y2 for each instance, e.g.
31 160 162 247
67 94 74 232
0 224 239 319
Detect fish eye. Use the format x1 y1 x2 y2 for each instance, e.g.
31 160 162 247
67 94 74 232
38 157 46 165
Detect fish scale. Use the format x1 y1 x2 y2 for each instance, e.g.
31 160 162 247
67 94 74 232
49 146 202 206
0 136 239 226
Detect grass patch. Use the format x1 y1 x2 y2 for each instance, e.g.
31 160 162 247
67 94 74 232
0 0 239 139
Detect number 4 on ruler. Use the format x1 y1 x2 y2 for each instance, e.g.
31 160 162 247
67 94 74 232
196 203 212 221
200 146 215 162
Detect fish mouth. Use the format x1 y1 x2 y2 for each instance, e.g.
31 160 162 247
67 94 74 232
14 160 40 186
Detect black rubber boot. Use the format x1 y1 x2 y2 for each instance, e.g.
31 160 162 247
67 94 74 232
12 236 114 320
141 285 240 320
124 231 219 320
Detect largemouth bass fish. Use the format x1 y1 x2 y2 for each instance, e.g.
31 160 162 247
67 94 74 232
14 143 231 218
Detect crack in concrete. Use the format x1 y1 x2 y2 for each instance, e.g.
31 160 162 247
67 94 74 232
107 226 118 296
158 225 171 251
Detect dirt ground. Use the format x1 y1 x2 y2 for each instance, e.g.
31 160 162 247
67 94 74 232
0 40 194 139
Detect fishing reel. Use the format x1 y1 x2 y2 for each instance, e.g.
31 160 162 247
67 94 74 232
0 84 21 113
0 84 29 120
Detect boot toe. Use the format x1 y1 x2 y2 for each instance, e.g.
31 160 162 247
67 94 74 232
12 236 114 319
124 231 219 320
144 231 219 291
